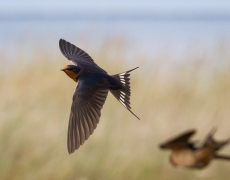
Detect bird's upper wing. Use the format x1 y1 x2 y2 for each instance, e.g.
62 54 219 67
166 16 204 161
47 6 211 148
59 39 106 73
67 81 108 153
160 129 196 149
59 39 94 64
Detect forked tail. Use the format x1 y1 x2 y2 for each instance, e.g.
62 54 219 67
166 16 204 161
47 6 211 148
110 67 140 120
214 154 230 161
204 128 230 151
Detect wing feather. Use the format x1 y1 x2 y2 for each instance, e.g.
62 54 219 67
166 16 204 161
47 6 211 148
160 129 196 149
59 39 107 74
59 39 94 63
67 83 108 153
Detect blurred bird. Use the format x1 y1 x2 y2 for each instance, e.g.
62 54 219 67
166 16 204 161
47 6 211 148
59 39 139 153
160 128 230 169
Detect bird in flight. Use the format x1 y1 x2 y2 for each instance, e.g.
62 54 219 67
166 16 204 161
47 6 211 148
59 39 139 153
159 128 230 169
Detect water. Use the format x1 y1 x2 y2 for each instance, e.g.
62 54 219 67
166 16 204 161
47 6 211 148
1 19 230 63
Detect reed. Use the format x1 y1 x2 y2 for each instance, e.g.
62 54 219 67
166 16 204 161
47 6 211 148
0 42 230 180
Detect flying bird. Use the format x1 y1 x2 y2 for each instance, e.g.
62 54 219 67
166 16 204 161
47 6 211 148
59 39 139 153
160 128 230 169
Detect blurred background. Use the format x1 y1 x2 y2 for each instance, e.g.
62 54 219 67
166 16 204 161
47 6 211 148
0 0 230 179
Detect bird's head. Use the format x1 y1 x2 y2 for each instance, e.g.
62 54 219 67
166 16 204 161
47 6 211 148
61 64 81 82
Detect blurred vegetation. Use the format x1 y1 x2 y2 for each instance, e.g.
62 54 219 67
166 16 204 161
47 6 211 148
0 40 230 180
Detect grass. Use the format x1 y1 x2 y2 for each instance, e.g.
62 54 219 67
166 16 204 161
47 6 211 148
0 43 230 180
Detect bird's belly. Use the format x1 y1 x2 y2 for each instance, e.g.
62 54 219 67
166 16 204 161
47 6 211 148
170 150 197 168
170 149 212 169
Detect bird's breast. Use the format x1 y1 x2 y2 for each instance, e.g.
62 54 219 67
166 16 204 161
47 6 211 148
170 149 197 168
170 149 213 169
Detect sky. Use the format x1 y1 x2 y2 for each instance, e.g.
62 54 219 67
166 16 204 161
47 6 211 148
1 0 230 64
1 0 230 16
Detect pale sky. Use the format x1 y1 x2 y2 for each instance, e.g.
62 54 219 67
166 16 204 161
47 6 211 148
0 0 230 15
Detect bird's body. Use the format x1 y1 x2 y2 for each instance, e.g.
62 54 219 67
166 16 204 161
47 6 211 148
160 128 230 169
170 147 213 168
59 39 139 153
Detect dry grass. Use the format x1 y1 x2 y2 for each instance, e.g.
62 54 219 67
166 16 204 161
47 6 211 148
0 43 230 180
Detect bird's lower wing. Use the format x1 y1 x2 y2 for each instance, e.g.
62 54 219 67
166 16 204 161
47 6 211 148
68 83 108 153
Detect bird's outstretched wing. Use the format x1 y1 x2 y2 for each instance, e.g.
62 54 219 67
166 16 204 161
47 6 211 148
67 81 108 153
59 39 106 73
59 39 94 64
160 129 196 149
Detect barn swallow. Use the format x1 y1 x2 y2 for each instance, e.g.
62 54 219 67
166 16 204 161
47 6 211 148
160 128 230 169
59 39 139 153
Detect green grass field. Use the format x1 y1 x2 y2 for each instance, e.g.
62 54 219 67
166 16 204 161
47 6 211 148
0 43 230 180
